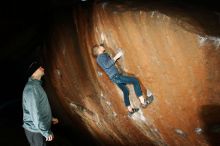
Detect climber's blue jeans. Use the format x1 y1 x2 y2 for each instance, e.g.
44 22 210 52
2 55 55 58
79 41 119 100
111 74 143 107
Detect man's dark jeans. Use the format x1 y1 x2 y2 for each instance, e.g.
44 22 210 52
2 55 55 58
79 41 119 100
111 74 143 107
24 129 47 146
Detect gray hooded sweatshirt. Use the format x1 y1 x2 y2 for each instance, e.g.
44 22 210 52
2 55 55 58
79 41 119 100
22 77 52 138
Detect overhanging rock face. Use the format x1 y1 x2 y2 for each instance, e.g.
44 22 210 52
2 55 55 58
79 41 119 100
44 1 220 146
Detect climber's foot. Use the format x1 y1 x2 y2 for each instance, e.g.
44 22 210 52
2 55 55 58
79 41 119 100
141 95 154 108
128 108 139 117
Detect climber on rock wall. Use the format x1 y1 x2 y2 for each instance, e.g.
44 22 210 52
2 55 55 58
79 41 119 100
92 44 153 117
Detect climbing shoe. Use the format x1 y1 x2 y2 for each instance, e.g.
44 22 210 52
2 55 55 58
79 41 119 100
141 95 154 108
128 108 139 117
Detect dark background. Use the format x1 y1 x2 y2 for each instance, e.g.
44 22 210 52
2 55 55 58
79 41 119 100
0 0 219 145
0 0 95 145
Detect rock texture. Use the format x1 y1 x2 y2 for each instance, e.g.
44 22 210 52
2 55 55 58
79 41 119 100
44 1 220 146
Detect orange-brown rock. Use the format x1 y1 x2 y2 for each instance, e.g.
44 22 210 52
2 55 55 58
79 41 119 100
44 1 220 145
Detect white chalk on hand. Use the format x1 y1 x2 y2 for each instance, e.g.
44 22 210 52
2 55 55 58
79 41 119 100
117 51 123 57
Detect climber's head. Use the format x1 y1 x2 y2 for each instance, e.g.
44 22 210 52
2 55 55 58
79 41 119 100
92 44 105 56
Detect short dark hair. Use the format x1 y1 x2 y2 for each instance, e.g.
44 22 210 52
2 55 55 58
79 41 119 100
27 61 41 77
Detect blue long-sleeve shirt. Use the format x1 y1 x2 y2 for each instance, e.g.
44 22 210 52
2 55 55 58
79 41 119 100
22 77 52 138
97 53 119 79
